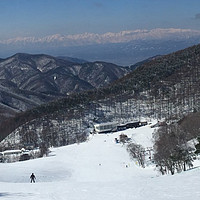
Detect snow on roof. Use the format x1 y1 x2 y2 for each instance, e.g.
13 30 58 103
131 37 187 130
2 149 22 155
94 121 118 126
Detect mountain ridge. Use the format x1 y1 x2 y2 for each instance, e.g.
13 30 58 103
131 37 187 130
0 53 130 122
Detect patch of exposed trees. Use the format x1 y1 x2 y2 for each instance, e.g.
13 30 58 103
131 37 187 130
153 112 200 175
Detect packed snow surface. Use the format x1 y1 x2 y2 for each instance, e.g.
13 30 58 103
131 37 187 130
0 122 200 200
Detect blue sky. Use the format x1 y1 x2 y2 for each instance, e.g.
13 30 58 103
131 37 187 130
0 0 200 39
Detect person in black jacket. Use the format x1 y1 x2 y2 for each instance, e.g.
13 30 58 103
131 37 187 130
30 173 36 183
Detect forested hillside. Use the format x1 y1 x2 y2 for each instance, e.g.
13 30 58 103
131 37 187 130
0 53 129 123
1 44 200 150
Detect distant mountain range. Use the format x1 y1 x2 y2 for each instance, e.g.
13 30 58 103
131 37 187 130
2 28 200 46
0 53 130 121
1 28 200 65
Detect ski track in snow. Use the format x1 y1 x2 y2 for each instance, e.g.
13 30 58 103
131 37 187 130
0 122 200 200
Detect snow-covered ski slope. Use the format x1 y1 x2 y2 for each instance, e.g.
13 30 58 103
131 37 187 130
0 122 200 200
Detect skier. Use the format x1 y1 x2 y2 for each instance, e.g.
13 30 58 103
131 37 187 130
30 173 36 183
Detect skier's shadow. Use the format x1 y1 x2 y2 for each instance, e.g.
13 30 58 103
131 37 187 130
0 192 34 197
0 193 11 197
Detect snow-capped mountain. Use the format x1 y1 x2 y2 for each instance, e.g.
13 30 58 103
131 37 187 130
1 28 200 65
1 28 200 45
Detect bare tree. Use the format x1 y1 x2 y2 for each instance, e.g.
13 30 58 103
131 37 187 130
127 143 145 168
